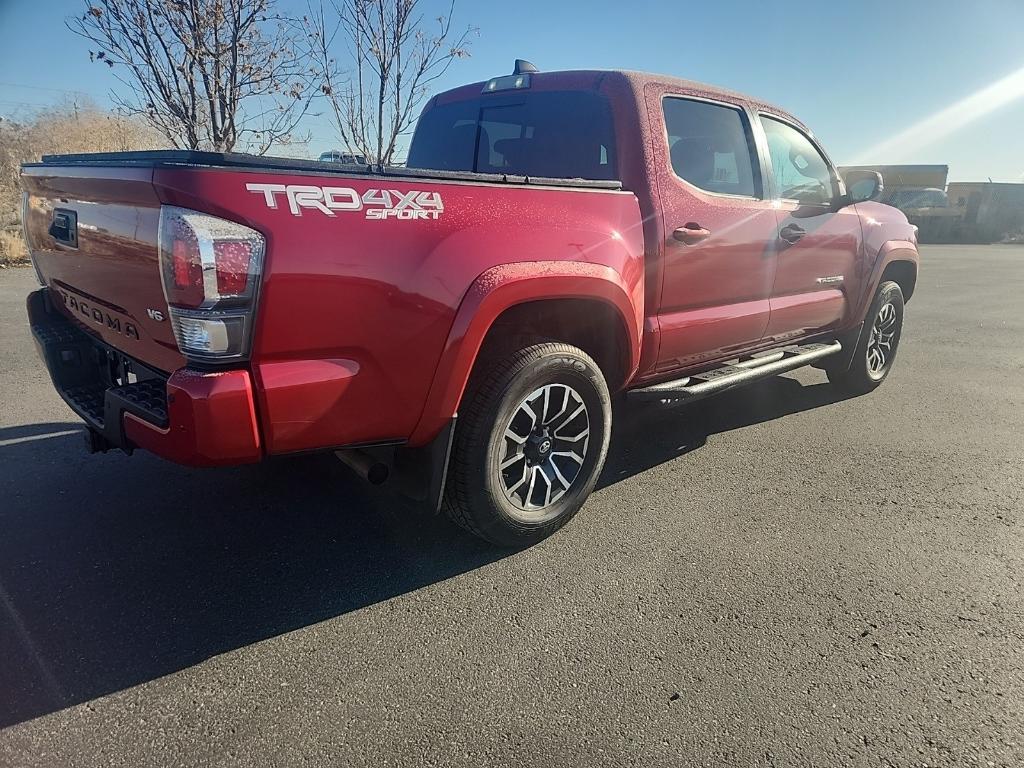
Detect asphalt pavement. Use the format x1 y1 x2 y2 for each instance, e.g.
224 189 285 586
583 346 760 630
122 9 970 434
0 245 1022 767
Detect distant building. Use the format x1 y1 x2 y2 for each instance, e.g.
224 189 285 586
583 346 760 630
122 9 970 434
839 165 1024 243
837 165 949 196
946 182 1024 243
839 165 954 242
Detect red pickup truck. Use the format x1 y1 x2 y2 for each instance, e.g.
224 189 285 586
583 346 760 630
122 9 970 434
22 63 919 546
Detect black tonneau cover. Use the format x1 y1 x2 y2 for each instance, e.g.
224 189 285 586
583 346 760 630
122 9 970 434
30 150 623 191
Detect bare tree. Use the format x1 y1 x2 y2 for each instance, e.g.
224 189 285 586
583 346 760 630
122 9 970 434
69 0 314 153
308 0 475 165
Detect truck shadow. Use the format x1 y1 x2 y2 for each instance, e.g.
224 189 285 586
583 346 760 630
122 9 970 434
600 375 853 488
0 375 849 727
0 432 498 728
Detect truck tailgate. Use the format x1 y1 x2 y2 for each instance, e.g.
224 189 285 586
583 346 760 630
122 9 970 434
21 165 185 373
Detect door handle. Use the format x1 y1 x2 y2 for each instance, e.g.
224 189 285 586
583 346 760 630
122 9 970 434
779 223 806 245
49 208 78 247
672 223 711 244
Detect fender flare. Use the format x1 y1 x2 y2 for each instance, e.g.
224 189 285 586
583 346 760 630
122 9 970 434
855 239 919 320
407 261 643 446
832 239 918 374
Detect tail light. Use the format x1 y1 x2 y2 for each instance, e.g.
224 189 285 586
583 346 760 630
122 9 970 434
157 206 265 363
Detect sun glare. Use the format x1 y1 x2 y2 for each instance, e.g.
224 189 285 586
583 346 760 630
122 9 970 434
853 64 1024 163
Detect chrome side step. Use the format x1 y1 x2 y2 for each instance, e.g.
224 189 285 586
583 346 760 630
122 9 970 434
628 341 842 403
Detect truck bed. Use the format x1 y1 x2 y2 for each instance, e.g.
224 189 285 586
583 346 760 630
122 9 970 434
30 150 624 191
21 150 643 457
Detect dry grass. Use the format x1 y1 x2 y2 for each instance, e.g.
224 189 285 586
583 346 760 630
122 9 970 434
0 229 29 266
2 101 165 231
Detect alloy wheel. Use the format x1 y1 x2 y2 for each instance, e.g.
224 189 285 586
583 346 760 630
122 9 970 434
867 302 898 377
498 383 591 519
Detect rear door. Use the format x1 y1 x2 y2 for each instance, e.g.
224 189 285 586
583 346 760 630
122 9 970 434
756 115 864 342
652 93 780 372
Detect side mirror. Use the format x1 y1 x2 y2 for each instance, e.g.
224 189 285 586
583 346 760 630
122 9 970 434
841 170 884 205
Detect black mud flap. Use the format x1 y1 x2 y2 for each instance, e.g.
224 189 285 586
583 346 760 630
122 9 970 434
813 322 864 374
390 417 457 513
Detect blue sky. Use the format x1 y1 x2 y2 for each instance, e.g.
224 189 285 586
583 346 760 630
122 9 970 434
2 0 1023 181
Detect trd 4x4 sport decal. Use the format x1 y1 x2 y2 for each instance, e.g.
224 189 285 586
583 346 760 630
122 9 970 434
246 183 444 220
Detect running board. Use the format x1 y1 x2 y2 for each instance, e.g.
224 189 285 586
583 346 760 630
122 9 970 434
628 341 842 403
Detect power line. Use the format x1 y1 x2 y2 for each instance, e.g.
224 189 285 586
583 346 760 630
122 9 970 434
0 81 99 97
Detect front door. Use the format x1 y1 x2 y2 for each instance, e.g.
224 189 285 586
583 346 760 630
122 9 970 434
757 115 864 342
653 93 780 373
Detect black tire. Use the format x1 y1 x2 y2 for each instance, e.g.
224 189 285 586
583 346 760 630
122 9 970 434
828 280 905 394
442 342 612 547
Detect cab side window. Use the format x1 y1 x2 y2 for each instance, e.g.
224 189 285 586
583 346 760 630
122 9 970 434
663 97 760 198
760 116 835 205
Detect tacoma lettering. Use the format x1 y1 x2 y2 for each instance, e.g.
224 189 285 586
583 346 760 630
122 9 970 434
58 289 139 340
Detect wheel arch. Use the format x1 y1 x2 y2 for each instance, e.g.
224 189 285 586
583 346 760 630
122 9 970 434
854 240 919 323
479 298 633 390
880 258 918 302
407 262 643 446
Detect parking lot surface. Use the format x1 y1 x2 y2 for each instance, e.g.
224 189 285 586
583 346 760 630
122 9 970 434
1 245 1022 767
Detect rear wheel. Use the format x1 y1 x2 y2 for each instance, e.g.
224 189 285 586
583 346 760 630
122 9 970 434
442 342 611 547
828 280 904 394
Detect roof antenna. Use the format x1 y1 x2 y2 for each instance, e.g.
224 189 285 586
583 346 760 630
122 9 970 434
513 59 539 75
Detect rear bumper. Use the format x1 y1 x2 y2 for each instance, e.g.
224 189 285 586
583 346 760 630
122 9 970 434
27 289 261 467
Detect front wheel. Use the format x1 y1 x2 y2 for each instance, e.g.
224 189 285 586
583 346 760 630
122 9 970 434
828 280 905 394
442 342 612 547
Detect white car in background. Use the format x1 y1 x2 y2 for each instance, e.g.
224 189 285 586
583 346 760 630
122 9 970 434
318 150 368 165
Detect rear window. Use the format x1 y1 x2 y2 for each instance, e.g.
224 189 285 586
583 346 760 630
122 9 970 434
406 91 617 181
664 97 759 198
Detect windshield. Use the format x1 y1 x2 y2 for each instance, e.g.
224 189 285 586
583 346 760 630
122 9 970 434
407 90 617 180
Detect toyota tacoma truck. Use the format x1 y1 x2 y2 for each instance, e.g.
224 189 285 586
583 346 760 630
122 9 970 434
21 63 919 546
